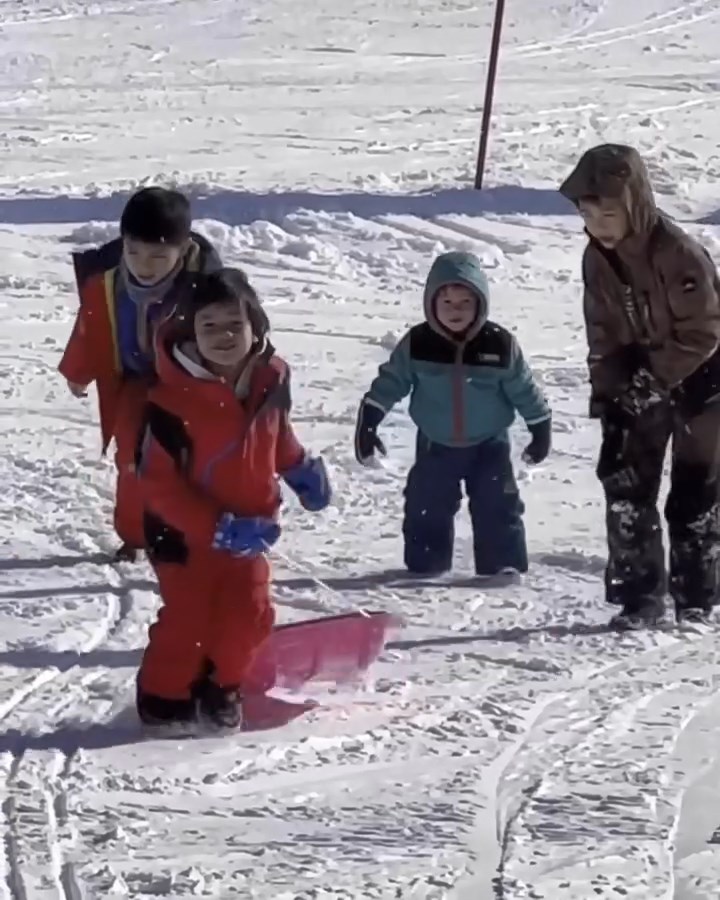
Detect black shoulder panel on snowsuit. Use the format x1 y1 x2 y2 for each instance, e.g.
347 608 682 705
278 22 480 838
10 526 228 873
408 321 514 368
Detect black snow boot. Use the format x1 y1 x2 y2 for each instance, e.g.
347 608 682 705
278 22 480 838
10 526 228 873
136 685 197 729
113 542 140 563
609 597 666 632
676 606 714 628
196 680 243 730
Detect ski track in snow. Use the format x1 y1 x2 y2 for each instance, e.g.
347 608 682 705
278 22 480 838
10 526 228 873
0 559 136 900
0 0 719 897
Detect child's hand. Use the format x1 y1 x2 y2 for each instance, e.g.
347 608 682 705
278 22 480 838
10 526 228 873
522 418 551 466
354 399 387 466
618 368 666 417
282 455 331 511
67 380 88 398
212 513 280 557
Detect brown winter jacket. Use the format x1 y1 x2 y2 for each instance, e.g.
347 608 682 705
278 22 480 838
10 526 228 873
560 144 720 417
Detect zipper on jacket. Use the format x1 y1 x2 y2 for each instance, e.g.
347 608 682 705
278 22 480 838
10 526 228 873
594 242 648 341
452 343 465 442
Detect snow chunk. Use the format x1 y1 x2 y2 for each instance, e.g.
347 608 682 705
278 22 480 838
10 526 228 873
62 221 119 246
378 329 402 350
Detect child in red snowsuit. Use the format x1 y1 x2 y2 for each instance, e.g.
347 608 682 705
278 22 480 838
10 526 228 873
59 187 221 561
136 268 331 730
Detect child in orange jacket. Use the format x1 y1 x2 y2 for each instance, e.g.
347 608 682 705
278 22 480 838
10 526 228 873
59 187 221 561
136 268 331 731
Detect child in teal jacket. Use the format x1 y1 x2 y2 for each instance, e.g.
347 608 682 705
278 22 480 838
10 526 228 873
354 251 551 576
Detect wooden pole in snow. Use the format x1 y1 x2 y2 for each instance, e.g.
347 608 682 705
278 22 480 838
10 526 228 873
474 0 506 190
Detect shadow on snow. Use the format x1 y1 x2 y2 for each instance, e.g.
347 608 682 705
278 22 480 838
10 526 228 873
0 693 317 752
0 184 576 226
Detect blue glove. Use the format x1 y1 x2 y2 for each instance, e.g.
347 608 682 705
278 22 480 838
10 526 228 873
212 513 280 557
282 455 331 512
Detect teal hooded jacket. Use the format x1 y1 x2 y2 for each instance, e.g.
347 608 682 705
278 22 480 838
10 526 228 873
364 251 550 447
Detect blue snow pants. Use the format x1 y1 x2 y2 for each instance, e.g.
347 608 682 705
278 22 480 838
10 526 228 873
402 433 528 576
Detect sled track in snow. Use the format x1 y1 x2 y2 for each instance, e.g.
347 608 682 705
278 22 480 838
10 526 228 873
486 631 720 898
0 0 180 30
442 621 720 898
3 751 83 900
3 755 26 900
0 557 138 900
506 0 720 60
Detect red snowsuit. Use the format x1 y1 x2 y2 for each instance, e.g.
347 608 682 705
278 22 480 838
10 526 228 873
58 235 220 547
136 337 305 701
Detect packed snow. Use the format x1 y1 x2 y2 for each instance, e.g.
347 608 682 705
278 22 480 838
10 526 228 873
2 0 720 897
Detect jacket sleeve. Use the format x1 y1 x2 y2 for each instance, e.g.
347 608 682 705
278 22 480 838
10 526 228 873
365 333 414 412
649 242 720 389
58 246 116 386
270 366 306 473
501 338 551 425
276 413 306 473
58 307 96 386
138 422 221 550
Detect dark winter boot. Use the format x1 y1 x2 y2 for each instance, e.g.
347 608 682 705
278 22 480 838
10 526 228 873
196 680 243 730
136 685 197 730
676 606 714 629
608 597 666 632
114 542 140 563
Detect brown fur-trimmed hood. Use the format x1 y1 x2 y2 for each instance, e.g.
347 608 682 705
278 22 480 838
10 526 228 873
559 144 658 237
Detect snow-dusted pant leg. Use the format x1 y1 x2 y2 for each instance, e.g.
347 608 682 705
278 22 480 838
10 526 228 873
666 403 720 613
402 436 462 574
598 409 670 608
466 439 528 575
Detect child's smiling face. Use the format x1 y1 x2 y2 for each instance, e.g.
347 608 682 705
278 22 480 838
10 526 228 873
194 299 253 372
434 284 479 334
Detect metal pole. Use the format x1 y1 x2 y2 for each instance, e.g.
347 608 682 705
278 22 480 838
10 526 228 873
474 0 506 190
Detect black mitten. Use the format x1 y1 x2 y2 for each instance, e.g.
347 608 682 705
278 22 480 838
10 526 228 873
354 400 387 465
522 418 551 465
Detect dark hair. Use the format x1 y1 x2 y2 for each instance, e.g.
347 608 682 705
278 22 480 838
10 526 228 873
175 268 269 341
120 187 191 245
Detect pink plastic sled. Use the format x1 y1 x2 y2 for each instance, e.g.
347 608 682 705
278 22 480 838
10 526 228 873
242 610 402 696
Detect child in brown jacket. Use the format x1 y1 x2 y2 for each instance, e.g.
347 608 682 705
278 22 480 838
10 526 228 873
560 143 720 630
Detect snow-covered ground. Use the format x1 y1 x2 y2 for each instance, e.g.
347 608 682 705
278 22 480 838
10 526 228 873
2 0 720 896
